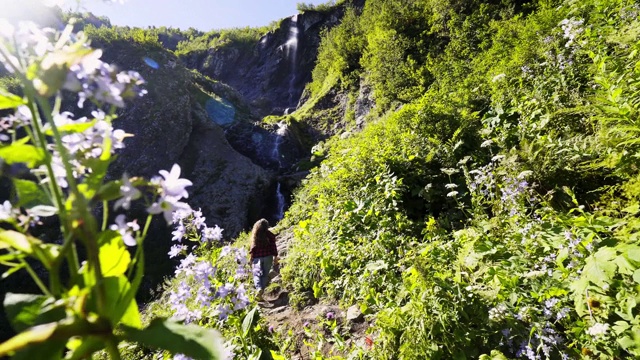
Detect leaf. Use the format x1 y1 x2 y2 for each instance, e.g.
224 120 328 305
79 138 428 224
64 336 104 360
312 281 323 299
3 293 47 333
242 306 258 337
11 338 65 360
0 322 57 356
13 179 51 209
99 235 131 277
28 205 58 217
633 269 640 284
365 260 388 272
44 120 95 136
270 350 287 360
623 245 640 266
95 181 122 202
121 318 225 360
0 230 58 269
582 247 617 288
0 88 24 110
2 263 26 279
247 349 263 360
79 157 111 199
0 230 36 254
97 276 141 329
0 144 46 168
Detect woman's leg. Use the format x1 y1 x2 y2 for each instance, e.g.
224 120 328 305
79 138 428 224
260 255 274 289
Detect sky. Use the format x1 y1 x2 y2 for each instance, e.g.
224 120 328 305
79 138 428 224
59 0 330 31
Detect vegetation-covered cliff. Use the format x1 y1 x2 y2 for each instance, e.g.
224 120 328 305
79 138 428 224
143 0 640 358
3 0 640 358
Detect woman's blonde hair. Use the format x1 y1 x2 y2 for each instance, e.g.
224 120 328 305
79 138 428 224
250 218 270 249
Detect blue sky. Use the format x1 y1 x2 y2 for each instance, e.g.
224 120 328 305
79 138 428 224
61 0 330 31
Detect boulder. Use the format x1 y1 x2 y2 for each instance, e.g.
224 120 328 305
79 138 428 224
346 305 364 323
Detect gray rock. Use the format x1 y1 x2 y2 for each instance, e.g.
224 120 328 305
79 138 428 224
346 305 364 323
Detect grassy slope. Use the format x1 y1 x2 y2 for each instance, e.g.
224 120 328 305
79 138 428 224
142 0 640 358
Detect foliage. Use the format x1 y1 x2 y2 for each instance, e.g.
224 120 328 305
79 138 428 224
0 18 227 359
279 0 640 358
175 26 271 55
296 1 342 14
124 212 280 359
35 0 640 358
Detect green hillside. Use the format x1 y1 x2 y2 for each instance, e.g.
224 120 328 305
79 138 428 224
118 0 640 358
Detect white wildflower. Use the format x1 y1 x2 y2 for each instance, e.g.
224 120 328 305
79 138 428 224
480 139 493 148
586 323 609 338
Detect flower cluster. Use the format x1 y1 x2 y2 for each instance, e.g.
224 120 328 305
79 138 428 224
488 303 509 322
167 210 250 326
169 207 223 257
586 323 609 338
147 164 192 223
109 214 140 246
64 50 147 108
559 18 584 49
0 20 146 105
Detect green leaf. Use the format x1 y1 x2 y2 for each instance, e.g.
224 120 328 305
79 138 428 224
247 349 263 360
365 260 388 272
0 144 45 168
0 230 58 269
99 235 131 277
270 350 287 360
121 318 225 360
13 179 51 209
0 88 24 110
617 336 637 352
3 293 47 332
623 244 640 267
97 276 141 329
11 338 65 360
479 350 508 360
582 247 617 288
242 306 258 337
312 281 323 298
95 181 122 202
64 336 105 360
44 120 95 136
633 269 640 284
0 322 57 356
2 263 25 279
0 230 37 254
79 157 111 199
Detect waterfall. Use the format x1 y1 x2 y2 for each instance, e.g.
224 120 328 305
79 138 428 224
275 182 286 221
285 15 299 107
271 122 288 221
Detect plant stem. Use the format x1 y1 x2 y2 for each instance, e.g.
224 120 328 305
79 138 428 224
102 200 109 231
20 259 52 297
236 321 250 355
127 215 152 279
105 338 122 360
50 231 76 296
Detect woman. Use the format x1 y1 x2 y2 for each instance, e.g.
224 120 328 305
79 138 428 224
249 218 278 300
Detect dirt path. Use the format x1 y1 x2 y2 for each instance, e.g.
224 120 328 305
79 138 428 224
259 229 372 359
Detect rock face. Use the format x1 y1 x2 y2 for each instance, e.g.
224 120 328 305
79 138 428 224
94 38 271 238
179 3 364 117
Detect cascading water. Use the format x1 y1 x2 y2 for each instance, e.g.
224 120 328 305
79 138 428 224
284 15 299 107
271 122 288 221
